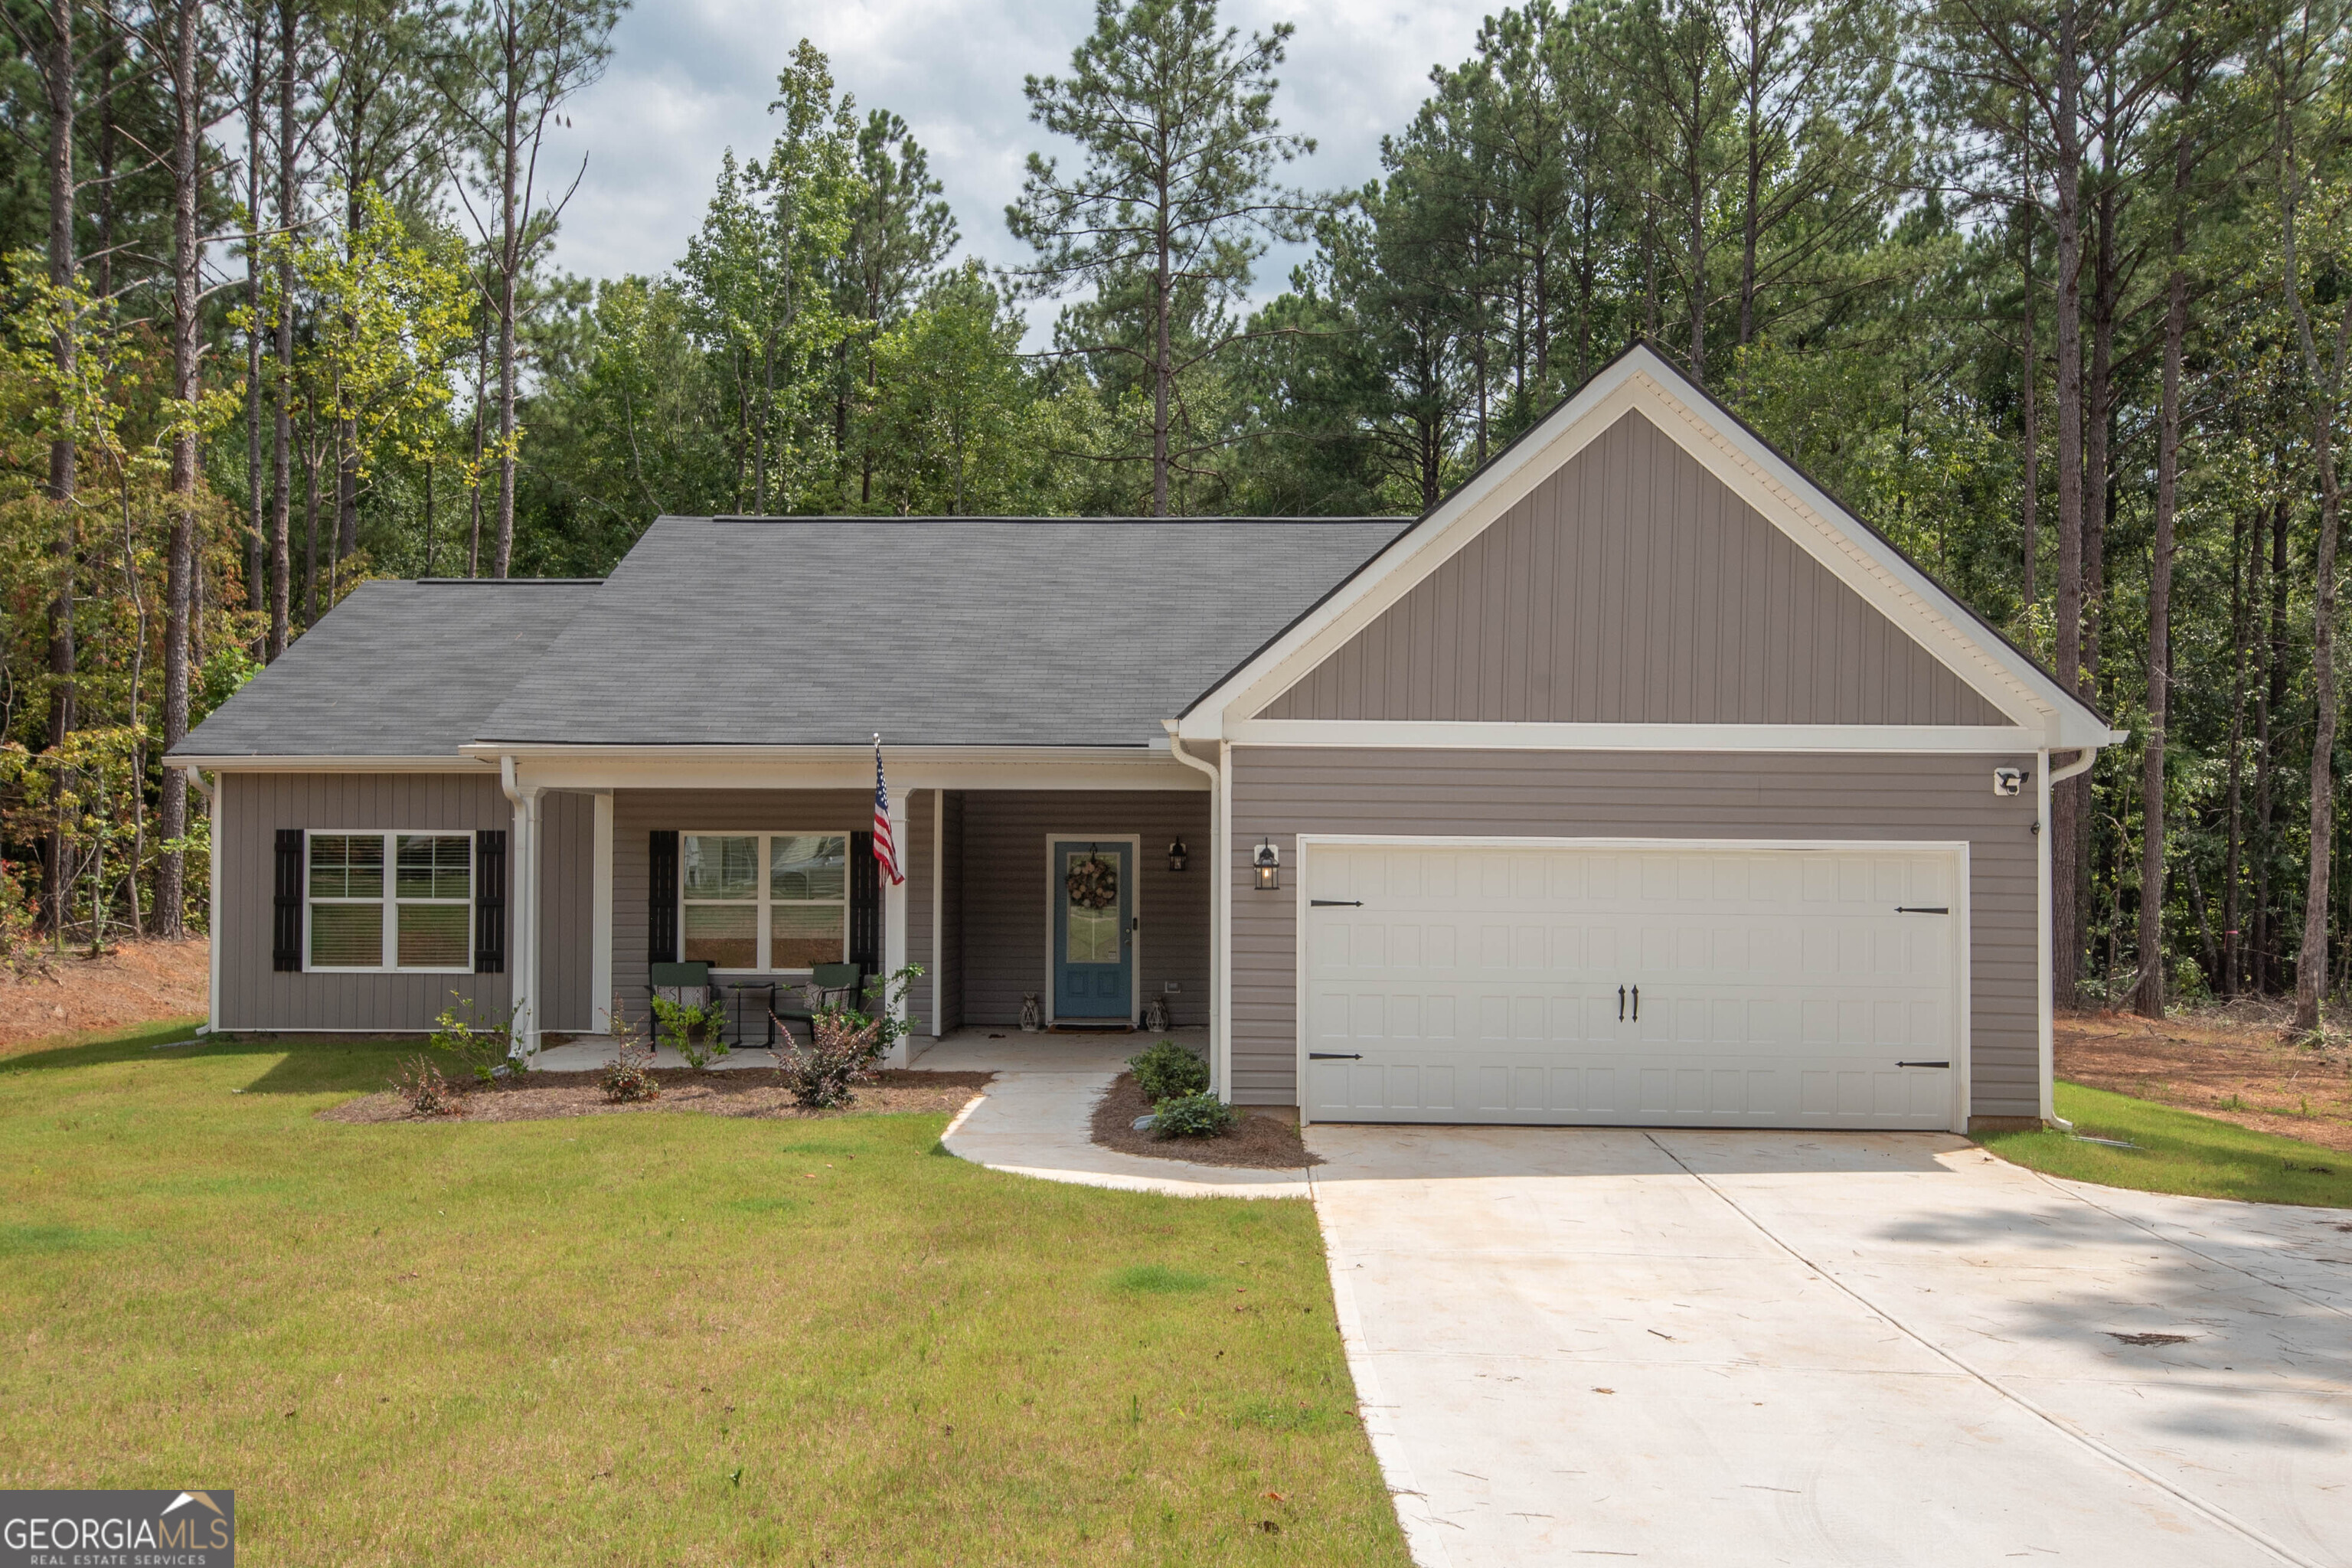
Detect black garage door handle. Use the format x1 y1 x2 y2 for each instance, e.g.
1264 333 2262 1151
1308 1052 1362 1060
1310 899 1364 907
1896 1060 1951 1069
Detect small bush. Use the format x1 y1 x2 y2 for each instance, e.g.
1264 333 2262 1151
1129 1040 1208 1102
599 1013 660 1104
391 1055 461 1117
770 965 924 1109
1152 1090 1237 1139
430 996 524 1081
650 995 730 1070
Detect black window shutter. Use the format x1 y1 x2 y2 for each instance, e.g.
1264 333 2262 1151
648 830 679 964
272 829 303 972
849 829 880 980
474 828 508 974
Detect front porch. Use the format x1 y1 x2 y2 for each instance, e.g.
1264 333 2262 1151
531 1024 1210 1075
504 780 1214 1073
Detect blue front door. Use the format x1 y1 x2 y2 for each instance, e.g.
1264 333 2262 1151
1053 841 1132 1021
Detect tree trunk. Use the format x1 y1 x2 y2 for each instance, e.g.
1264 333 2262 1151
40 0 77 936
2135 198 2188 1018
1152 153 1172 518
269 0 296 662
2225 509 2247 998
245 10 267 655
2280 109 2351 1035
158 0 204 941
494 20 521 577
2019 195 2037 609
2050 0 2086 1006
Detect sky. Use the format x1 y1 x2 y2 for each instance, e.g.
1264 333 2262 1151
536 0 1498 327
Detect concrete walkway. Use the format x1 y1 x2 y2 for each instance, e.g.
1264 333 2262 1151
1307 1124 2352 1568
916 1030 1312 1200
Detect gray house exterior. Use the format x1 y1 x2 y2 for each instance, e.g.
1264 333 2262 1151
171 346 2118 1132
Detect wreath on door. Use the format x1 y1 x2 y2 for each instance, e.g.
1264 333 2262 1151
1066 851 1119 910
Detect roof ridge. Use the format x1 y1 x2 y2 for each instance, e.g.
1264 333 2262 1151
692 514 1400 525
410 577 606 585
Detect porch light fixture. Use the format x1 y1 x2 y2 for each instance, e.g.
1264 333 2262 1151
1168 837 1189 872
1253 838 1281 892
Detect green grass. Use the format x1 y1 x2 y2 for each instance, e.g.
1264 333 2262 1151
0 1021 1407 1566
1978 1080 2352 1208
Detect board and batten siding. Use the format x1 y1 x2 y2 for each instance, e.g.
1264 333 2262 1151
906 789 936 1032
1227 749 2038 1118
609 790 871 1018
1259 412 2009 727
939 791 966 1031
959 791 1211 1028
216 771 593 1033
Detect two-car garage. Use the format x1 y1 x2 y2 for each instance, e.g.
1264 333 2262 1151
1296 840 1966 1132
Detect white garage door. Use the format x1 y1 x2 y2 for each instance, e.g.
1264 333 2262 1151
1301 842 1961 1130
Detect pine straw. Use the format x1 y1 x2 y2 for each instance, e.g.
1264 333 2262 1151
2056 1008 2352 1153
322 1067 995 1125
1090 1071 1321 1169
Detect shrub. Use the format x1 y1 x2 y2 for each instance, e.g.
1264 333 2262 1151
1152 1090 1236 1139
430 996 524 1082
599 1007 661 1103
1129 1040 1208 1102
770 964 924 1109
649 995 730 1070
391 1055 461 1116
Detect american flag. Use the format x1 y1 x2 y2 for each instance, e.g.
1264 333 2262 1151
871 734 904 887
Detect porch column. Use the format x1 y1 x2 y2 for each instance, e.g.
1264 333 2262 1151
884 790 911 1066
508 783 541 1057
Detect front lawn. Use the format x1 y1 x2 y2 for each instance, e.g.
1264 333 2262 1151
0 1024 1407 1566
1978 1080 2352 1208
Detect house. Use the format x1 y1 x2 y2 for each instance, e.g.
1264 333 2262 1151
169 346 2120 1133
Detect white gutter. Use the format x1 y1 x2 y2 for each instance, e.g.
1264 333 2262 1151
1166 724 1228 1101
181 766 220 1036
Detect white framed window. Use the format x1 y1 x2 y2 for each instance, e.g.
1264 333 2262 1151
306 830 474 973
681 832 848 972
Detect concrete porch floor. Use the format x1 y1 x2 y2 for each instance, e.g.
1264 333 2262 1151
528 1024 1198 1074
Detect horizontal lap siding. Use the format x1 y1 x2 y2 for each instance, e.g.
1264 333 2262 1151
217 772 514 1032
610 790 871 1018
1229 749 2039 1116
959 791 1212 1027
1262 413 2008 727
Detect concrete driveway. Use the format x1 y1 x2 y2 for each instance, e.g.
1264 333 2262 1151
1306 1127 2352 1567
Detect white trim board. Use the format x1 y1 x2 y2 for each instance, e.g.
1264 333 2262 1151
1291 833 1974 1135
1228 721 2046 754
1178 346 2119 753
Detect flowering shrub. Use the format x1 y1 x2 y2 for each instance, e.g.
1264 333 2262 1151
771 964 923 1109
392 1054 461 1116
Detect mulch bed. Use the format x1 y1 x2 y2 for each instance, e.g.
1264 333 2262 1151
1089 1071 1321 1169
2056 1006 2352 1153
322 1067 995 1125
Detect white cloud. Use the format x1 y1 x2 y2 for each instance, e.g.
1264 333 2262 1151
540 0 1494 330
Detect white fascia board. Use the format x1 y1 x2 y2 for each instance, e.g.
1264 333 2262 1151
484 745 1207 793
1181 345 2114 753
1227 720 2047 754
164 754 493 773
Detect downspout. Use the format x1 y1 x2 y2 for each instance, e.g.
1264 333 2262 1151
2038 746 2099 1131
1167 727 1226 1100
181 766 219 1036
500 756 534 1058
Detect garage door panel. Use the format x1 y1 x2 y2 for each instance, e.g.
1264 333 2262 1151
1302 843 1959 1130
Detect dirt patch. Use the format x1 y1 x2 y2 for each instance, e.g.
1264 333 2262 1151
1089 1071 1321 1169
0 939 207 1050
2056 1007 2352 1153
322 1067 995 1125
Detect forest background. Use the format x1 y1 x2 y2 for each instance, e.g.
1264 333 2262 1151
4 0 2350 1031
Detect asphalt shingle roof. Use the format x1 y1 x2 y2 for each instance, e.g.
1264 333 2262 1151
176 579 603 758
175 518 1406 757
477 517 1405 747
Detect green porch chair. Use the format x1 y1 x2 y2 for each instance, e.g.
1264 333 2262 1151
773 962 864 1047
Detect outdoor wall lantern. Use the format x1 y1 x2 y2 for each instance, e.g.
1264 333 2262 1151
1168 837 1189 872
1253 838 1282 892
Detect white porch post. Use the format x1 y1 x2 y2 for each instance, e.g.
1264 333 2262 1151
590 792 614 1033
1214 741 1232 1101
501 756 540 1057
884 790 911 1065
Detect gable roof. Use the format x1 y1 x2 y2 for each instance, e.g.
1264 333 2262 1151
176 579 601 760
470 516 1405 750
1179 343 2120 751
